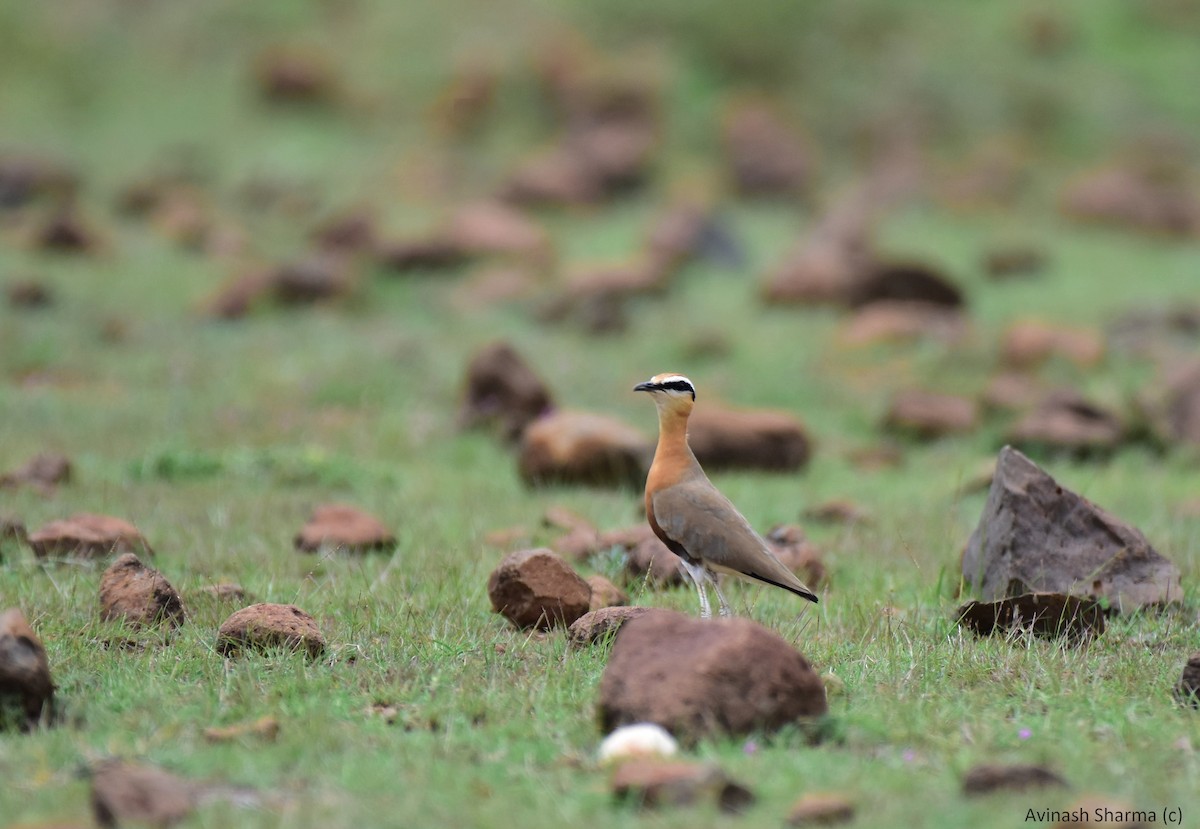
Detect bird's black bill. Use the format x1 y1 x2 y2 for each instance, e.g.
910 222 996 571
633 381 657 393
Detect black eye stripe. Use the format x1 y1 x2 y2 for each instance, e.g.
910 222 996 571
659 380 695 399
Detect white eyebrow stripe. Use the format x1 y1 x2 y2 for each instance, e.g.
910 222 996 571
657 374 692 386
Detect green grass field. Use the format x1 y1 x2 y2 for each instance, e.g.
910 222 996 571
3 2 1200 827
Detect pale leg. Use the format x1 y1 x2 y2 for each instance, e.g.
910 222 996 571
680 559 712 619
709 570 733 617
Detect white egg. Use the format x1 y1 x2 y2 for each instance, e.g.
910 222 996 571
597 723 679 764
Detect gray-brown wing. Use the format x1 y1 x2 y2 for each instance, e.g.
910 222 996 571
651 480 817 601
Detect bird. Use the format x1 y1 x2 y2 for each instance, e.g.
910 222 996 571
634 373 819 618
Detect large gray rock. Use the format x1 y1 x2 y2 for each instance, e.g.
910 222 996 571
597 611 826 744
963 446 1181 611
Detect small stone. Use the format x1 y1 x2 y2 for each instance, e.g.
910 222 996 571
99 553 186 629
611 759 755 813
884 390 979 440
216 603 326 659
1001 319 1105 368
90 759 196 829
956 593 1104 642
586 575 628 610
0 452 72 493
487 548 592 630
1175 652 1200 707
686 405 812 472
458 341 553 441
0 608 55 730
567 606 653 649
802 500 871 526
27 514 153 560
962 763 1067 796
516 410 649 489
293 504 394 553
1006 390 1124 455
839 302 969 346
765 525 827 588
786 793 856 826
196 583 246 602
203 715 280 744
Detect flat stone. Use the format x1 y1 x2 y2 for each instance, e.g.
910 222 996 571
611 759 754 813
786 793 856 826
516 410 649 489
567 606 653 648
90 759 196 828
962 763 1067 796
27 514 153 560
956 593 1104 642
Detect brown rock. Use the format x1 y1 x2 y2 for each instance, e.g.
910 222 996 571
786 793 856 826
1060 166 1200 237
517 410 649 489
962 763 1067 796
980 371 1044 413
1007 390 1124 455
310 210 375 253
90 759 196 829
0 154 78 209
686 405 812 472
0 608 55 730
983 246 1048 280
458 341 553 441
801 500 871 526
375 236 467 273
839 302 969 346
268 255 354 305
551 528 600 562
499 146 604 207
0 452 72 493
1139 358 1200 446
200 269 274 319
35 211 99 253
1 515 27 547
446 200 551 264
203 715 280 744
587 575 628 610
884 390 979 440
765 525 827 588
6 277 54 309
962 446 1181 610
294 504 394 553
848 262 964 309
27 513 153 560
955 593 1104 641
99 554 186 629
487 548 592 629
196 583 246 602
216 603 326 659
543 506 595 534
597 610 827 743
1001 320 1105 368
254 46 337 105
567 605 653 648
722 101 812 198
611 759 754 813
599 524 686 587
1175 652 1200 707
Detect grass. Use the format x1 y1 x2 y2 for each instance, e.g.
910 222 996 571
3 1 1200 826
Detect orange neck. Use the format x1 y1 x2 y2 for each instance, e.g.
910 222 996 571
647 399 701 490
